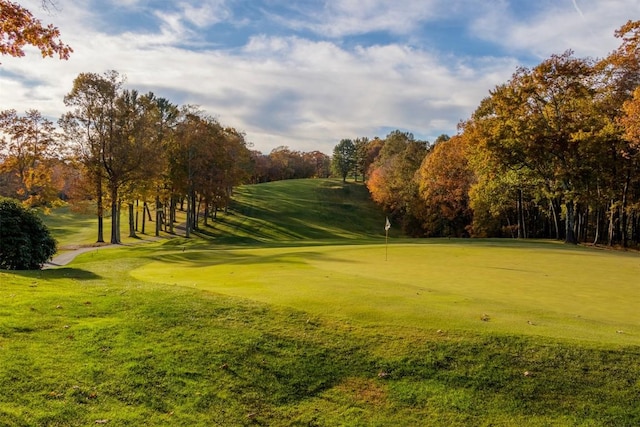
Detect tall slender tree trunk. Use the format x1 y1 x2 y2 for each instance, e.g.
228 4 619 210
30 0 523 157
565 199 577 244
96 173 104 243
191 191 198 231
186 191 191 238
593 206 600 246
517 190 523 239
621 172 630 248
608 201 615 246
169 196 175 234
549 199 560 240
155 194 161 237
142 201 147 234
110 184 120 244
128 202 136 238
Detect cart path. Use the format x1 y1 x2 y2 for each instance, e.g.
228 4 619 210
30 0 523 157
43 237 164 269
43 245 118 268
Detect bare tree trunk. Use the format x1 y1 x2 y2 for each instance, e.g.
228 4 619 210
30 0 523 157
110 184 120 244
135 199 139 232
593 206 600 246
96 173 104 243
608 201 615 246
142 201 147 234
565 199 577 244
550 199 560 240
520 189 527 239
621 172 630 248
517 190 523 239
128 202 136 238
169 196 175 234
155 194 161 237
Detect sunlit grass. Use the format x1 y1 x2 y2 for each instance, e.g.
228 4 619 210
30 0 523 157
5 179 639 425
2 244 640 425
130 238 640 346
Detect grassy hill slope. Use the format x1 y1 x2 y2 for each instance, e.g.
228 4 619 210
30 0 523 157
3 178 640 425
199 179 388 244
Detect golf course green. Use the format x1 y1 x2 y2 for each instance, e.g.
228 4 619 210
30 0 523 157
131 240 639 346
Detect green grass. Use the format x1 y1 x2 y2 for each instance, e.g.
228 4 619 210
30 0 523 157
39 205 99 249
41 204 173 252
130 239 640 346
198 179 388 244
1 178 639 425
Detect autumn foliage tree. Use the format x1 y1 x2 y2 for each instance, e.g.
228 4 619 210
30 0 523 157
61 71 122 243
366 130 429 235
417 135 475 237
0 0 72 61
0 109 62 207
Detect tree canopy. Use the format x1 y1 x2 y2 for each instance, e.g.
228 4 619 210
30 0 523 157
0 0 72 61
330 20 640 246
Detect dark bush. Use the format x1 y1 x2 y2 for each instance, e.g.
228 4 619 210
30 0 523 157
0 197 57 270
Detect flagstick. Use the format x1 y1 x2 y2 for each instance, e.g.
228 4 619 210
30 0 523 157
385 228 388 261
384 216 390 261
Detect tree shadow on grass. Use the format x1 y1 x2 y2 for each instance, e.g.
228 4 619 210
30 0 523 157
147 248 364 268
39 267 102 281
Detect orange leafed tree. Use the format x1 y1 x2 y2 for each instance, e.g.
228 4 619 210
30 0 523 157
0 0 72 60
416 135 475 237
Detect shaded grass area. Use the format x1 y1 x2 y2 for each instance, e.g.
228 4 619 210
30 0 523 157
40 205 160 251
1 258 639 426
41 179 383 253
197 179 387 244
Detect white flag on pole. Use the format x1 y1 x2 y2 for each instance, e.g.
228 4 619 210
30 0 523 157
385 217 391 231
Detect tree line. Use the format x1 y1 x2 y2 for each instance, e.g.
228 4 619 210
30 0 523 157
338 21 640 248
0 71 332 244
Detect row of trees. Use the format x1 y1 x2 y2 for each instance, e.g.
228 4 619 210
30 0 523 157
358 20 640 247
0 71 339 244
331 137 384 183
250 147 330 183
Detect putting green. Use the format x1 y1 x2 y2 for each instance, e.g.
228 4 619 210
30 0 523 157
131 240 640 346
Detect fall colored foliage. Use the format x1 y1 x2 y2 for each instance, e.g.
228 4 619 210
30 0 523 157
0 0 72 61
352 20 640 245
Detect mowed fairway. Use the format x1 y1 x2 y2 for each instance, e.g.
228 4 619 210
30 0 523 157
3 179 640 425
132 239 640 346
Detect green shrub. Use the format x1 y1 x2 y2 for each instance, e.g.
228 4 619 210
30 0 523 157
0 197 56 270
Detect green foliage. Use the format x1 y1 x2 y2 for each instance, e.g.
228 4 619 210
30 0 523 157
0 197 56 270
331 139 356 182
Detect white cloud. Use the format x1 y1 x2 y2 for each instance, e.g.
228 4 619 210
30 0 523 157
181 1 231 28
1 0 636 154
470 0 631 59
274 0 445 38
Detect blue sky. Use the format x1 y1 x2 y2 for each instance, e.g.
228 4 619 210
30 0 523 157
0 0 636 153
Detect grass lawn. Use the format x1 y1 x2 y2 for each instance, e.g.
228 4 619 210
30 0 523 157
131 239 640 346
1 179 638 425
